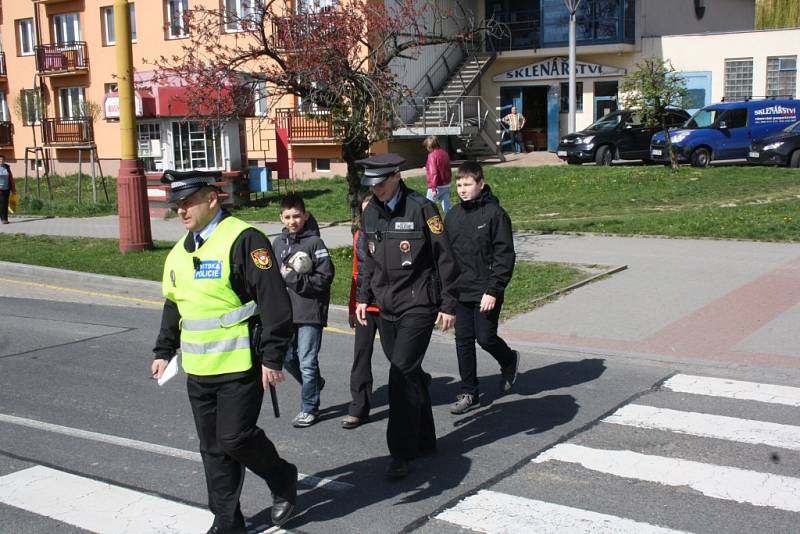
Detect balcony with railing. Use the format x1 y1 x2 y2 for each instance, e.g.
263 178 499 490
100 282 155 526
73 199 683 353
34 42 89 75
0 52 7 79
275 108 341 142
41 117 94 146
271 12 339 51
0 122 13 146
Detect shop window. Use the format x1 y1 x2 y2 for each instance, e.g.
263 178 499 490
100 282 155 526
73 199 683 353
172 121 223 170
166 0 189 39
314 158 331 172
101 5 137 46
559 82 584 112
724 58 753 101
16 19 35 56
767 56 797 99
20 89 42 125
138 123 164 172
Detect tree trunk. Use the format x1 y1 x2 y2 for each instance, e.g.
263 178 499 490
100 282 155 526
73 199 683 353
662 119 679 170
341 134 370 233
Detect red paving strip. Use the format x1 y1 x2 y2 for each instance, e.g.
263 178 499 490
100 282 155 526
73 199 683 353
502 255 800 369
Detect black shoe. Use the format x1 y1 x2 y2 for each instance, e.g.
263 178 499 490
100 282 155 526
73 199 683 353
341 414 368 429
385 457 411 479
500 350 520 392
271 464 298 527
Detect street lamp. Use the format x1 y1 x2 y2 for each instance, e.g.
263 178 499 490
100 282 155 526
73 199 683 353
115 0 153 253
564 0 583 134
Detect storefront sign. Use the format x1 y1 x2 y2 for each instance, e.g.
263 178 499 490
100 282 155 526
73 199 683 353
104 94 143 118
493 57 626 82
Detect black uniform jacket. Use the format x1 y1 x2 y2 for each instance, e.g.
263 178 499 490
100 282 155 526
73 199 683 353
272 214 335 326
444 184 516 302
153 211 294 376
357 181 459 319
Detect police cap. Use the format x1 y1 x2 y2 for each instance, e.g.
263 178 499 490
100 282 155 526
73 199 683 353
356 153 405 186
161 169 222 203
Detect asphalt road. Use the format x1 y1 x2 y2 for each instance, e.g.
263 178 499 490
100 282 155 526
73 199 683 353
1 293 798 534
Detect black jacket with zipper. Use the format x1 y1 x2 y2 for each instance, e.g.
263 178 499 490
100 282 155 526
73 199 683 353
444 184 515 302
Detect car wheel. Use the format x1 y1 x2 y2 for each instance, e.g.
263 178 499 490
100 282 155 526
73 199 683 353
690 147 711 168
595 145 613 166
790 150 800 169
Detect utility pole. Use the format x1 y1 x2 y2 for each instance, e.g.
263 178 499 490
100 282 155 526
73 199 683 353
115 0 153 253
564 0 583 134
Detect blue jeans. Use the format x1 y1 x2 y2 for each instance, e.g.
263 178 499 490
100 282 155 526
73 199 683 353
283 324 323 414
426 185 451 214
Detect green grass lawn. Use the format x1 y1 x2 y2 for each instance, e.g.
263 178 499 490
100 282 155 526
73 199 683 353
13 173 117 217
236 165 800 241
0 234 586 317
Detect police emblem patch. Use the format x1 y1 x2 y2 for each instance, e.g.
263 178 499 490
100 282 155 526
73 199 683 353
426 215 444 234
368 241 376 254
250 248 272 270
399 240 411 252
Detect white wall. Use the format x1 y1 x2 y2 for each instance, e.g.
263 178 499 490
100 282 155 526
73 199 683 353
639 0 755 38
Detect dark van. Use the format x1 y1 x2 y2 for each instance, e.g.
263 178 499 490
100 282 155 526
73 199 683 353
557 109 689 165
650 99 800 167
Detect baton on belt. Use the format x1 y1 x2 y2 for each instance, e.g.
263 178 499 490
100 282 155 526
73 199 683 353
269 383 280 418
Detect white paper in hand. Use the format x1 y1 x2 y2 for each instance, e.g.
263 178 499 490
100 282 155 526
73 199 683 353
158 355 179 386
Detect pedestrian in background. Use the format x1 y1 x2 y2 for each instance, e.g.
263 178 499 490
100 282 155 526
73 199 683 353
502 106 526 154
0 155 15 224
274 193 335 428
343 192 379 430
424 136 452 214
355 153 460 478
151 170 298 533
445 161 519 415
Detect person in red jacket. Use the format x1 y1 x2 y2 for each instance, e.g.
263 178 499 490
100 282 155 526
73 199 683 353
0 155 15 224
343 193 379 429
424 136 452 214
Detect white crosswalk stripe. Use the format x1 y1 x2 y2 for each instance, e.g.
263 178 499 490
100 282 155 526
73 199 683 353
435 373 800 533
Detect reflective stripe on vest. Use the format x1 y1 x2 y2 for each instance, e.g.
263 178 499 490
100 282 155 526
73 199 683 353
162 216 261 376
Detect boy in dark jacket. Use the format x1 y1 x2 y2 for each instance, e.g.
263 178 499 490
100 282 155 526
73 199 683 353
273 194 335 427
444 161 519 415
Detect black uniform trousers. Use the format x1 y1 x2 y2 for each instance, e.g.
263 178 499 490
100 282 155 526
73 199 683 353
454 297 515 396
348 311 378 418
0 189 9 222
377 311 437 460
187 371 295 529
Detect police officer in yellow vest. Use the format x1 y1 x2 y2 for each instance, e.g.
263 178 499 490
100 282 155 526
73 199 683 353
151 170 298 534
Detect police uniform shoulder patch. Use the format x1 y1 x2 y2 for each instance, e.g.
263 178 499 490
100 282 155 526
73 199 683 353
426 215 444 234
250 248 272 269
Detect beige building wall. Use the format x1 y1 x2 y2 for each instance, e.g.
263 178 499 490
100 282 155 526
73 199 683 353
639 0 754 37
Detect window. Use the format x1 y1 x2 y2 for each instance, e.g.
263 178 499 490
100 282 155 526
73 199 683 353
138 123 164 172
225 0 258 32
16 19 35 56
314 158 331 172
172 121 223 170
20 89 42 125
166 0 189 39
59 87 86 119
253 80 268 116
101 5 137 45
724 58 753 100
297 0 337 14
53 13 81 45
559 82 584 112
767 56 797 99
104 82 119 94
718 108 747 129
0 93 8 122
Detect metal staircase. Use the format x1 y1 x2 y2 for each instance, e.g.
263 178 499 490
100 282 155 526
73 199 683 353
392 44 504 160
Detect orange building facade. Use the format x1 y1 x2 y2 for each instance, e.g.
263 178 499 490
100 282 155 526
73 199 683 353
0 0 347 181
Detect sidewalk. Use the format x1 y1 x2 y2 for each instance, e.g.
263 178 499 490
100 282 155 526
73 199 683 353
2 214 799 375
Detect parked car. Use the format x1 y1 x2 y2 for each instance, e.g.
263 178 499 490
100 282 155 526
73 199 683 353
557 109 690 166
651 99 800 167
747 120 800 168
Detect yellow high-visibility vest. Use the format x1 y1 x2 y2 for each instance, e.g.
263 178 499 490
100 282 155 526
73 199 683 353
163 216 259 376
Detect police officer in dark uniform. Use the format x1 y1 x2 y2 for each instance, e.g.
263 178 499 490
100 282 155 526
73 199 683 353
151 170 298 533
354 154 459 478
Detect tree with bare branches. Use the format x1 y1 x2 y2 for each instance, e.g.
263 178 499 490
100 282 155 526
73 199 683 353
146 0 494 213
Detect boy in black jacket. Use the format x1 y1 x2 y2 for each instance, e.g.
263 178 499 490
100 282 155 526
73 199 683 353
273 194 335 427
444 161 519 415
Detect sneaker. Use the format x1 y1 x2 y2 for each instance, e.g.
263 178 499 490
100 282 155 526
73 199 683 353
449 393 479 415
292 412 317 428
500 350 520 392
